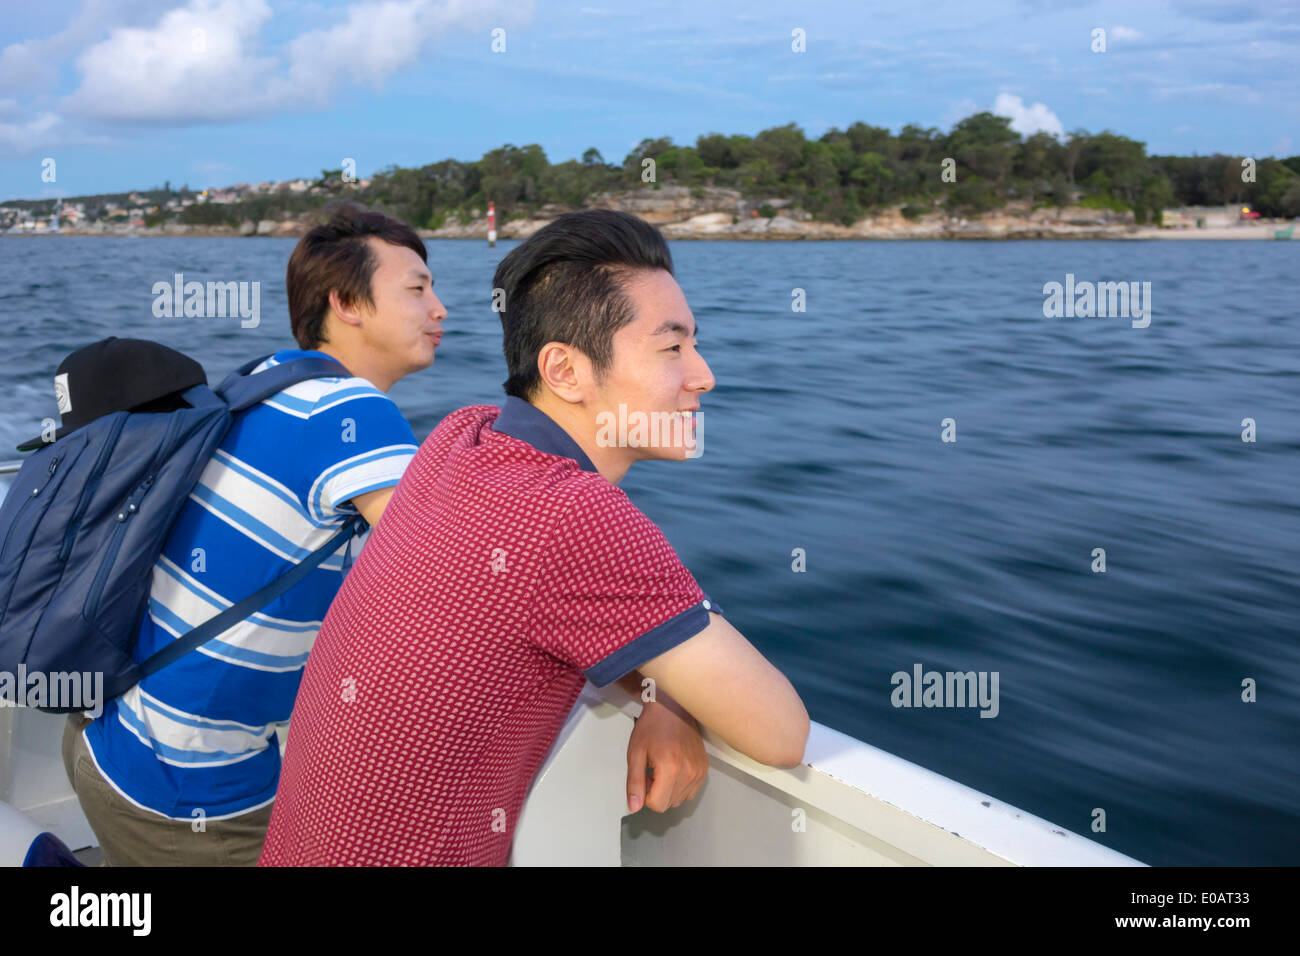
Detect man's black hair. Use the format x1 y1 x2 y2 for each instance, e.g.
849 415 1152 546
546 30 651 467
287 202 427 349
493 209 674 399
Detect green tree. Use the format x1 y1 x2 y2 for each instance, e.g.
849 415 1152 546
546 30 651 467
849 152 893 207
802 141 840 192
897 124 941 163
735 157 777 191
1014 131 1064 204
945 113 1020 189
1250 158 1297 216
844 122 892 156
622 137 674 184
1077 132 1148 206
752 123 807 179
1134 172 1174 224
1279 181 1300 217
695 133 735 169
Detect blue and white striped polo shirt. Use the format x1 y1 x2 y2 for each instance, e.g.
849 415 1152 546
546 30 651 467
82 349 418 820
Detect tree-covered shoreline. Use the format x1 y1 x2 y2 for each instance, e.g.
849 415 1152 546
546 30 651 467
8 114 1300 231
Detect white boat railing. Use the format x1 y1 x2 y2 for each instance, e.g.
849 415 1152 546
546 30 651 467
513 684 1145 866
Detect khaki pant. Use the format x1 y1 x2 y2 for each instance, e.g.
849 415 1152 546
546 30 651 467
62 713 273 866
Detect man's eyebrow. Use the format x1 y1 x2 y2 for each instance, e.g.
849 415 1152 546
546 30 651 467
650 319 698 337
408 268 433 283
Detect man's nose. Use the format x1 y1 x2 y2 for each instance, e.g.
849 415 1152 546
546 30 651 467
688 351 715 394
429 291 448 321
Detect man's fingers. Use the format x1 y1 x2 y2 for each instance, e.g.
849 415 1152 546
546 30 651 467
671 764 701 809
680 765 706 805
644 758 679 813
626 743 648 812
656 758 707 811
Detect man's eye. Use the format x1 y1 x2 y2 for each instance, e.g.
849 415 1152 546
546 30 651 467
667 344 682 352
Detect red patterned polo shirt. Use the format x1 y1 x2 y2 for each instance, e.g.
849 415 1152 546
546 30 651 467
258 397 720 866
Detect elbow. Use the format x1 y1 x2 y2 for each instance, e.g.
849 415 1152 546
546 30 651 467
778 719 811 768
760 711 810 769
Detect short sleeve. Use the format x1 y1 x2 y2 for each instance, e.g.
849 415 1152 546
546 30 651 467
298 383 419 522
525 480 720 687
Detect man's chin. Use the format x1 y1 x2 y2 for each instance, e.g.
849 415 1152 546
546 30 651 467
638 443 698 463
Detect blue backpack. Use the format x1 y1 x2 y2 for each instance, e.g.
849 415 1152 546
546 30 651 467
0 352 365 714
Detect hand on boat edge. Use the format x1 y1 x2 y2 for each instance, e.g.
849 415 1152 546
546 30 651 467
625 696 708 814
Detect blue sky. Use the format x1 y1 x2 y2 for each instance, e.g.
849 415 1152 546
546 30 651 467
1 0 1297 200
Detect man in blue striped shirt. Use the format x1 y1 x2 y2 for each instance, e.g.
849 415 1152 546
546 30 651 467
61 204 444 864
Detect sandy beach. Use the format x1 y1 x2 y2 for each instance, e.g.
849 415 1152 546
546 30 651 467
1130 224 1294 239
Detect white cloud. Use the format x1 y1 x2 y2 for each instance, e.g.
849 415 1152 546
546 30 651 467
0 101 112 157
992 92 1064 138
64 0 279 122
285 0 501 101
0 39 62 93
62 0 524 123
0 0 177 94
0 112 63 156
190 159 235 174
1112 26 1143 41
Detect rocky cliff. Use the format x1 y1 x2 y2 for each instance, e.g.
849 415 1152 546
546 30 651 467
422 186 1138 240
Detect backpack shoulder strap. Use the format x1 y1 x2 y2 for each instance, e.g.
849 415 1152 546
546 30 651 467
136 515 364 679
136 352 364 680
215 353 352 413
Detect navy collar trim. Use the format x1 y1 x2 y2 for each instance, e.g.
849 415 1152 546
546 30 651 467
269 349 347 371
494 396 599 473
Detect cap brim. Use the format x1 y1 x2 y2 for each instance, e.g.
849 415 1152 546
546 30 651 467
16 432 59 452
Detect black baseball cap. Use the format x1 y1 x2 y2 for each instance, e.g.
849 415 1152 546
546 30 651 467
17 337 207 452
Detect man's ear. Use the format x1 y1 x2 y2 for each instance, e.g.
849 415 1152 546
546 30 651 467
328 288 364 329
537 342 588 404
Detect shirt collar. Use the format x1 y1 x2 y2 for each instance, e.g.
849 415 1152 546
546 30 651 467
274 348 342 365
493 396 599 473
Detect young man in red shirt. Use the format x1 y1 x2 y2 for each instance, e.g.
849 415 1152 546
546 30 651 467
259 209 809 866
